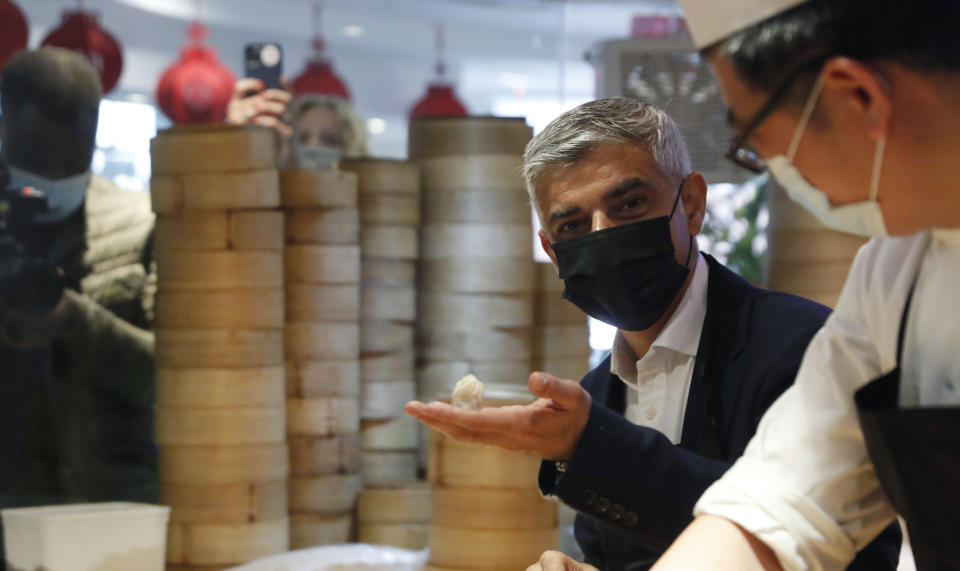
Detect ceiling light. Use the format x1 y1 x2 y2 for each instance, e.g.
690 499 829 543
342 25 364 38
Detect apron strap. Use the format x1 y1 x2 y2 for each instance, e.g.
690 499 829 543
895 282 916 368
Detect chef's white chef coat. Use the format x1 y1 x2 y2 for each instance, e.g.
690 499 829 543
694 229 960 571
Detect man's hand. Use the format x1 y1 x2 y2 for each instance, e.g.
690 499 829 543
226 78 293 138
405 371 591 460
0 258 68 347
526 551 600 571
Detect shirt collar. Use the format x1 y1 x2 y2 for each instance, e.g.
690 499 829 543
610 252 710 383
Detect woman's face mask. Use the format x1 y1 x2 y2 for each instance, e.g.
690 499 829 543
7 166 89 225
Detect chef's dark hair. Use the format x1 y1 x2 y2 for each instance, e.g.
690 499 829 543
712 0 960 103
1 47 101 170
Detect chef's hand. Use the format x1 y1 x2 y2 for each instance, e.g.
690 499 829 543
526 551 600 571
226 78 293 138
405 371 591 461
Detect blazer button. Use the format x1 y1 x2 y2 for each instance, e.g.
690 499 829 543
583 490 597 506
623 511 640 527
596 497 611 514
611 504 625 521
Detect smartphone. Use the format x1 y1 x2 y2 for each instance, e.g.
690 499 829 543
244 42 284 90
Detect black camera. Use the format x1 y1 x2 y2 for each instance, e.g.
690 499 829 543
0 158 63 318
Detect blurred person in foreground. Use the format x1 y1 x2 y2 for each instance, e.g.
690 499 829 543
226 78 367 168
0 48 156 558
405 98 900 570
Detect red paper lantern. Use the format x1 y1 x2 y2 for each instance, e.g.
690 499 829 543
0 0 28 74
291 58 351 100
409 84 468 119
41 9 123 93
156 23 236 125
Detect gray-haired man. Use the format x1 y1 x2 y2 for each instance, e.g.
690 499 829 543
407 98 901 570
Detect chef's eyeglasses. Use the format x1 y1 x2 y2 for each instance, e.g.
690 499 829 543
726 56 830 173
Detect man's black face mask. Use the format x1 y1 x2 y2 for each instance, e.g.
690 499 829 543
551 184 692 331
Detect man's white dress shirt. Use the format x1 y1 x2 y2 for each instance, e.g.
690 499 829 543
612 253 709 444
694 229 960 570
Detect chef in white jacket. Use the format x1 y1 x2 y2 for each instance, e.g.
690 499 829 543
526 1 960 570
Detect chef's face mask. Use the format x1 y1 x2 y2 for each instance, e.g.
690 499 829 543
551 183 693 332
766 74 888 237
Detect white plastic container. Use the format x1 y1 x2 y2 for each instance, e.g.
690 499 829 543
1 502 170 571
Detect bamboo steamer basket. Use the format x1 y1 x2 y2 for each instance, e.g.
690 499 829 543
156 366 285 408
362 259 416 287
419 259 535 293
535 262 564 292
356 193 420 226
288 474 363 513
151 125 277 176
362 451 418 485
156 406 286 446
361 321 415 354
418 293 534 330
288 434 362 477
155 289 284 330
534 292 586 325
286 397 361 437
341 158 421 195
361 415 419 450
285 360 360 399
360 285 417 322
420 224 531 260
162 481 287 525
416 327 532 362
532 325 591 360
284 208 359 245
360 381 416 420
357 483 431 523
361 226 419 259
166 565 229 571
285 283 360 323
421 189 530 224
284 245 361 284
154 211 283 251
279 170 357 208
166 518 288 566
418 154 527 193
284 323 360 361
289 513 352 549
428 432 540 489
360 351 415 384
767 228 866 263
151 170 280 214
159 443 288 486
431 487 557 529
156 251 283 290
768 260 854 294
408 117 532 160
357 523 428 550
536 358 591 383
428 525 556 569
155 329 283 368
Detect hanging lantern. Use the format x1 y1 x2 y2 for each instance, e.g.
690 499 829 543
0 0 28 74
156 22 236 125
41 6 123 93
291 4 352 100
409 22 467 119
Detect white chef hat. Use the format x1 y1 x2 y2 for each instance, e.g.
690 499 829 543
677 0 811 49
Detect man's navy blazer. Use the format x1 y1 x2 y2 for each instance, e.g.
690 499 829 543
538 255 902 570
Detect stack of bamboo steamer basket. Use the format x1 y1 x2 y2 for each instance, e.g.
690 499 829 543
341 159 421 485
151 125 289 570
766 183 867 307
356 483 431 550
281 169 363 548
425 388 558 570
533 262 591 382
409 117 536 407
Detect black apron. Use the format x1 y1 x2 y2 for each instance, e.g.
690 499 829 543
854 279 960 570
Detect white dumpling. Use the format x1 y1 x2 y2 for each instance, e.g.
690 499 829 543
451 374 485 410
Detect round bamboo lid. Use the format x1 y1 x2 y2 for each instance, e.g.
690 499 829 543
408 116 532 160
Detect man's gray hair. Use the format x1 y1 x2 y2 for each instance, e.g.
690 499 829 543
523 98 692 219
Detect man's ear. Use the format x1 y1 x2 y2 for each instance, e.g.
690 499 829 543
682 172 708 236
538 229 558 266
821 57 893 142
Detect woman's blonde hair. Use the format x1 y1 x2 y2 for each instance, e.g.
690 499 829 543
285 94 368 158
